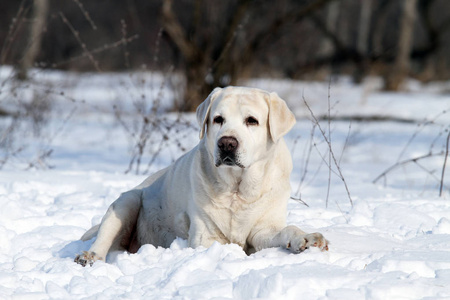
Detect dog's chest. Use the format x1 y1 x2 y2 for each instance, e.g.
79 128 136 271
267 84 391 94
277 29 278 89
213 188 252 212
207 191 258 246
228 191 246 211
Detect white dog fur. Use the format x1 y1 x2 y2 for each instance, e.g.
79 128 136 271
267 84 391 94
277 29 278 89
75 86 328 266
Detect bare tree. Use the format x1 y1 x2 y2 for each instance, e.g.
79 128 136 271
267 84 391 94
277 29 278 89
357 0 372 56
162 0 335 111
3 0 450 92
17 0 49 80
385 0 418 90
316 0 340 77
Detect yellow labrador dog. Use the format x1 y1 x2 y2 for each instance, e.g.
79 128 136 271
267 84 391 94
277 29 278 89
75 86 328 266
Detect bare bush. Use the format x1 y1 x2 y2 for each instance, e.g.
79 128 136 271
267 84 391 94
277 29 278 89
0 72 78 169
113 68 197 175
303 102 353 208
291 82 353 211
0 2 142 170
373 109 450 196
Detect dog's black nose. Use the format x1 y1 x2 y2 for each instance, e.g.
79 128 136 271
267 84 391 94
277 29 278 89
218 136 238 153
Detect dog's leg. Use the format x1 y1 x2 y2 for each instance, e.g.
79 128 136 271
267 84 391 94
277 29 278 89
187 218 224 248
75 190 142 267
249 225 329 253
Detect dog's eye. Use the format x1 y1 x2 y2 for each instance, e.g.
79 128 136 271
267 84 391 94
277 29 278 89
213 116 224 125
246 117 259 126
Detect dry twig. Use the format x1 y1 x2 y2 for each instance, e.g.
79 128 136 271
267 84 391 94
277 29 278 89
59 12 101 71
373 152 442 184
439 131 450 197
72 0 97 30
302 95 354 207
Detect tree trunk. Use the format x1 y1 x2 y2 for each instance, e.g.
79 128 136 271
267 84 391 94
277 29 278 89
385 0 418 91
316 1 340 78
372 1 392 58
17 0 49 80
357 0 372 56
162 0 336 111
182 60 210 111
353 0 373 83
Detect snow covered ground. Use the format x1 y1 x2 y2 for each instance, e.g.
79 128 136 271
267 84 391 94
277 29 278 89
1 67 450 299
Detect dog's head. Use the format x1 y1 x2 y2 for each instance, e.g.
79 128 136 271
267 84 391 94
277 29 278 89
196 86 296 169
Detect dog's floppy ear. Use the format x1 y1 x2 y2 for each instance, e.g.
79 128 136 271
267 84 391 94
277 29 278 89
267 92 296 143
196 87 221 139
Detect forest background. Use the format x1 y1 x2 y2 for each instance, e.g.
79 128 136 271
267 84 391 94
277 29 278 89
1 0 450 111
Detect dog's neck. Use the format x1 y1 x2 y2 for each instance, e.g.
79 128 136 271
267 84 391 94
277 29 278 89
199 140 276 203
215 156 273 203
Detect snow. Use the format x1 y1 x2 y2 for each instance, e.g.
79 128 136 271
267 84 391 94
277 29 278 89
1 67 450 299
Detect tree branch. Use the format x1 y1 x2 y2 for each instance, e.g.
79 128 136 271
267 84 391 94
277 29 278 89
243 0 336 61
161 0 200 62
212 0 251 69
373 152 443 184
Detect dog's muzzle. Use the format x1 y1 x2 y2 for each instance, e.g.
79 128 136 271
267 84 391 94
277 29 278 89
215 136 244 168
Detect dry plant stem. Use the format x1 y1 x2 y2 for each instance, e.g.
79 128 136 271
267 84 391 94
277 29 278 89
53 34 138 68
295 124 316 195
153 28 163 65
72 0 97 30
339 122 352 166
373 152 442 184
313 145 340 177
397 108 448 162
383 108 449 194
326 80 332 208
26 101 77 170
439 131 450 197
119 64 178 174
290 196 309 207
413 160 449 193
302 96 354 207
414 161 441 183
59 12 101 72
294 125 327 202
0 121 24 168
121 19 130 68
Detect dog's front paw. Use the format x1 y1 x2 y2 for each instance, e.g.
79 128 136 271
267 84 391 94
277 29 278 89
74 251 100 267
287 232 329 253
